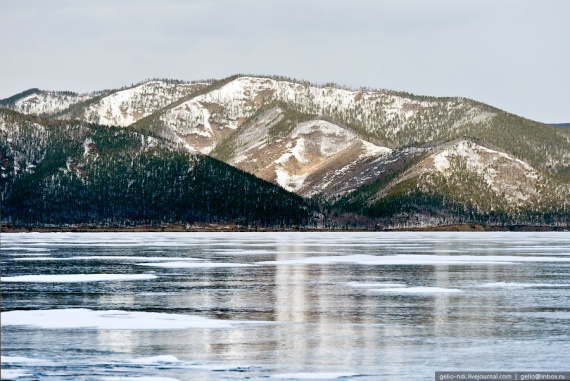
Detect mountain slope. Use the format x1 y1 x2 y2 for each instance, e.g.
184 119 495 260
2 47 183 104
333 140 569 227
210 105 391 196
0 108 308 228
0 88 96 115
56 80 209 126
2 75 569 228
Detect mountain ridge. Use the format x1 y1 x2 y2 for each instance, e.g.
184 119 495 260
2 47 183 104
1 74 569 229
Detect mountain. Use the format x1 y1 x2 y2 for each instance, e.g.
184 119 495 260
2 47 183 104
0 108 308 228
2 74 569 229
0 88 96 115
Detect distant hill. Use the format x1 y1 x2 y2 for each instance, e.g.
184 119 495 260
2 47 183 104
1 75 569 229
551 123 570 127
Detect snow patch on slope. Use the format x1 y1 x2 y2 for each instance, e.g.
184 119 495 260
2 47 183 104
430 140 539 204
84 81 205 127
160 76 492 154
13 92 92 115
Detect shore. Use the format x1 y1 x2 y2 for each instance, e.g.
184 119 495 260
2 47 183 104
1 223 567 233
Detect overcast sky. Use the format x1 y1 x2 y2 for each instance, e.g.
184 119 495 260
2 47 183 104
1 0 568 123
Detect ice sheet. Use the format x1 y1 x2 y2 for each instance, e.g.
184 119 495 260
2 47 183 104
12 256 202 262
346 282 407 288
1 247 50 251
370 287 463 294
270 373 359 379
1 356 54 366
479 282 570 288
1 274 157 283
258 254 570 266
136 262 255 268
127 356 181 364
0 369 32 379
99 377 181 381
0 309 267 330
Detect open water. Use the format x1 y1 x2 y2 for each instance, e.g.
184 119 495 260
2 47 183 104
1 232 569 380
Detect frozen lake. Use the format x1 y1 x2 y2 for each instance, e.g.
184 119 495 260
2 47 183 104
1 232 569 380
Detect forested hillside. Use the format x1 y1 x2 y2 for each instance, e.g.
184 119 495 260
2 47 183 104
2 74 569 230
0 109 308 228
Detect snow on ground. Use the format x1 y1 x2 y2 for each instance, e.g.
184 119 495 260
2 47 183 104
13 91 92 115
1 274 157 282
257 254 570 266
275 168 309 192
0 309 267 330
430 140 540 204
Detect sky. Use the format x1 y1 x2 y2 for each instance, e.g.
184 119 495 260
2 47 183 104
1 0 569 123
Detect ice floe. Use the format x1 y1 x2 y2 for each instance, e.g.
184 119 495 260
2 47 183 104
136 262 255 268
257 254 570 266
0 309 267 330
271 373 359 379
1 274 157 283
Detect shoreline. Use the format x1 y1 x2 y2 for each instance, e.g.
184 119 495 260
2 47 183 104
2 223 567 233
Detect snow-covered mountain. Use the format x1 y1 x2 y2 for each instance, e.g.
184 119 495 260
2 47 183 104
2 75 569 228
1 89 95 115
60 81 209 126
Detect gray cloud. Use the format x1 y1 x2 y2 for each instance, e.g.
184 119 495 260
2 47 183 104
1 0 568 122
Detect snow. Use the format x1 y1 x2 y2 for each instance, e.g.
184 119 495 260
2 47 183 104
257 254 570 266
269 119 390 193
136 262 255 268
370 287 463 294
0 309 267 330
84 81 204 127
270 373 359 379
13 91 92 115
1 274 157 283
429 140 540 204
159 75 483 155
275 168 309 192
